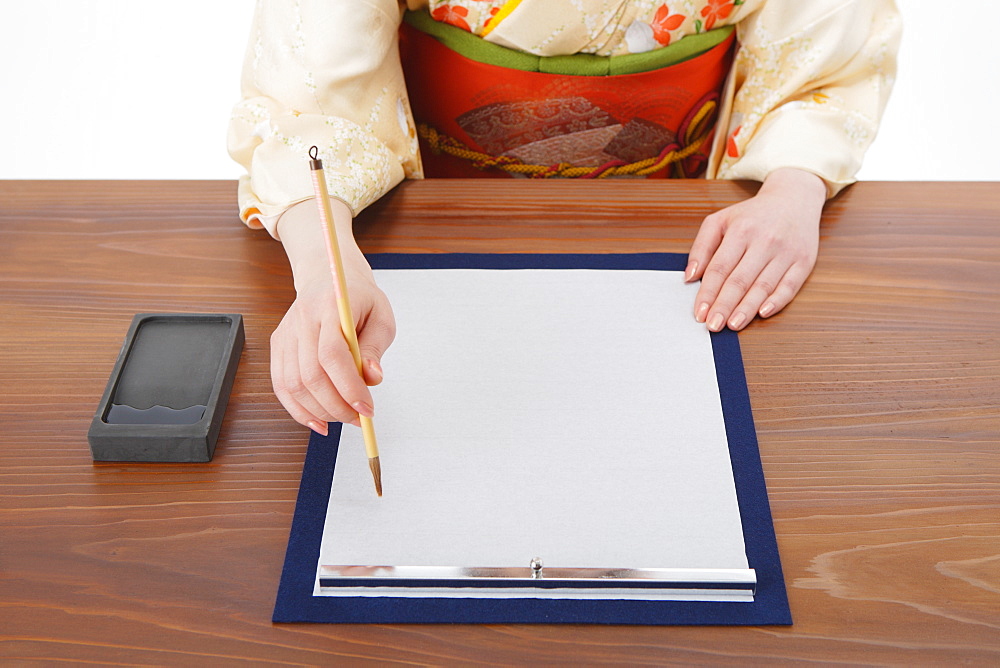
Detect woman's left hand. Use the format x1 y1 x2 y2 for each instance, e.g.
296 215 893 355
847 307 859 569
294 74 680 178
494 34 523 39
685 167 827 331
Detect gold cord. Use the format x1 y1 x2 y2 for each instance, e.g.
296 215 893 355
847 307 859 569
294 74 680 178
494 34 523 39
417 98 717 179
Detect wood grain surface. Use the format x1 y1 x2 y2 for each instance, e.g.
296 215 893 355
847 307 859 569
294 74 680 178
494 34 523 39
1 179 998 665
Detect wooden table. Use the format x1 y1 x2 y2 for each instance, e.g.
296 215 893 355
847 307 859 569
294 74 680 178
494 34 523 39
2 180 998 665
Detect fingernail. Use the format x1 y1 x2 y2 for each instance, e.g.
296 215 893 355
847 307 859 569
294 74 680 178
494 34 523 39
708 313 725 332
367 358 383 383
728 312 747 330
307 420 328 436
352 401 374 418
684 261 698 282
695 302 710 323
759 302 775 318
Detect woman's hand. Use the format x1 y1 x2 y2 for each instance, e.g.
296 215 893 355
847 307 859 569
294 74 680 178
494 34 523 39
270 200 395 435
685 168 827 331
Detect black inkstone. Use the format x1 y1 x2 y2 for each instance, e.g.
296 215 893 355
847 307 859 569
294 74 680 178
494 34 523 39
87 313 244 462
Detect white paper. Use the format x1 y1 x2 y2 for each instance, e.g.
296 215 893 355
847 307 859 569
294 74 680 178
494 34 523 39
316 268 750 599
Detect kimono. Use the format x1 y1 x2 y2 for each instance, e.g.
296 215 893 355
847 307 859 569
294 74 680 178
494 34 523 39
228 0 901 238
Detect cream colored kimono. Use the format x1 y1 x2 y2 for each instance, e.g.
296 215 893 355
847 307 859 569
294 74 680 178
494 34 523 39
228 0 901 238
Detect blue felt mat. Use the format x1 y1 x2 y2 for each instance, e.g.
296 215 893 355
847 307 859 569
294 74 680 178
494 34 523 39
273 253 791 625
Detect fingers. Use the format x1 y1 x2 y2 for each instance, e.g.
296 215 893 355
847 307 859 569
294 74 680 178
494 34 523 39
685 211 726 284
314 313 375 420
696 245 813 332
699 262 760 333
271 308 365 433
270 279 397 432
692 218 755 328
271 320 341 434
724 258 811 331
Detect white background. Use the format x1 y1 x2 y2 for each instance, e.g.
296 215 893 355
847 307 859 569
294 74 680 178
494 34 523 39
2 0 997 181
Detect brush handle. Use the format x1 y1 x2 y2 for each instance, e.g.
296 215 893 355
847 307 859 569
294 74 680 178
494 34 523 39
308 149 380 462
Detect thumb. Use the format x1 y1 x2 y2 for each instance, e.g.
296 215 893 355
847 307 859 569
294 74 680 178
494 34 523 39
357 310 395 387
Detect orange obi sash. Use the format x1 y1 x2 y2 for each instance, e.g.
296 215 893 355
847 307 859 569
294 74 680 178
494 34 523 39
399 13 736 179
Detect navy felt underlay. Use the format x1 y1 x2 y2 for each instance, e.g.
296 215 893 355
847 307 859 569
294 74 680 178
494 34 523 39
273 253 791 625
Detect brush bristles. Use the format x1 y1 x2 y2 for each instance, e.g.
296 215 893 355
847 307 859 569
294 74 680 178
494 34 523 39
369 456 382 497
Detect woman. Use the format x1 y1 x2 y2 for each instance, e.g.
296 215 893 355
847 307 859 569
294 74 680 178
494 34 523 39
228 0 901 433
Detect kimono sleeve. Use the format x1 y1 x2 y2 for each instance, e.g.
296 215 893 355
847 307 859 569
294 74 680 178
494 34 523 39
227 0 422 238
708 0 902 197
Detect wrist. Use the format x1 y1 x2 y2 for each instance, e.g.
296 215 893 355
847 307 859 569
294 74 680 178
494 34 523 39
760 168 828 203
278 199 371 291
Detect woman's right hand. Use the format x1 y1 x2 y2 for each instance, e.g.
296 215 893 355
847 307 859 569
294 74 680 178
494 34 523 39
270 200 396 435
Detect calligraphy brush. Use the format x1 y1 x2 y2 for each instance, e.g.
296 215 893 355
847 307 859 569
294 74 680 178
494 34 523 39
307 145 382 496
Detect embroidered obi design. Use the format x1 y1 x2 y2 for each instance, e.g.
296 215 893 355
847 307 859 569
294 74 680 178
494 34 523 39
399 10 736 179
